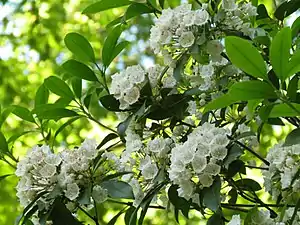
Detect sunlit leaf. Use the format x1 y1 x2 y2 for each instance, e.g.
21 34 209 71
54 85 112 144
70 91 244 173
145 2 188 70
270 27 291 80
64 32 95 62
62 60 98 81
225 36 267 79
83 0 131 14
44 76 74 100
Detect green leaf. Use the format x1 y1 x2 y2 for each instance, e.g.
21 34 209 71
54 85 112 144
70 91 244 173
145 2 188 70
235 178 262 191
83 0 131 14
78 185 92 205
269 103 300 117
207 212 224 225
64 32 95 62
35 108 78 120
274 0 300 21
228 188 238 204
102 25 124 67
225 36 267 79
229 81 277 101
203 176 221 212
97 133 119 149
8 130 37 144
62 60 98 81
49 198 82 225
168 185 190 219
101 180 134 199
0 174 12 182
0 131 8 153
108 210 125 225
227 160 246 177
204 94 236 113
100 95 121 111
124 3 153 21
287 50 300 79
71 77 82 99
44 76 74 100
125 206 136 225
16 191 48 225
270 27 291 80
284 128 300 146
35 84 49 107
53 116 82 139
12 106 35 123
287 76 299 101
111 41 130 61
292 16 300 37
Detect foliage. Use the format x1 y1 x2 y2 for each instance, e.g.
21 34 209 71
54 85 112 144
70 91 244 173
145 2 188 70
1 0 300 224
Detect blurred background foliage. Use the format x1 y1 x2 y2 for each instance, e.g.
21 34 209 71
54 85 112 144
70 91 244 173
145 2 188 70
0 0 294 224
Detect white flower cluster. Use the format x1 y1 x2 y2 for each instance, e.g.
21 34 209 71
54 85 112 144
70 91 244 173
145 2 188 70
227 215 241 225
16 139 108 210
263 143 300 202
229 208 300 225
168 123 230 200
16 145 61 208
150 4 210 55
110 65 146 110
216 0 258 38
110 65 177 110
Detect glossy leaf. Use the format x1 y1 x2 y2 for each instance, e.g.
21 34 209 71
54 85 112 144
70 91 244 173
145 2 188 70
107 210 124 225
124 3 153 21
287 75 298 101
49 198 82 225
270 27 291 80
287 50 300 79
207 212 224 225
71 77 82 99
125 206 136 225
229 81 277 100
0 131 8 153
111 41 130 61
0 174 12 182
35 84 49 107
101 180 134 199
64 32 95 62
62 59 98 81
269 103 300 117
203 176 221 212
225 36 267 79
204 94 236 113
53 116 82 139
12 106 35 123
83 0 131 14
35 108 78 120
97 133 119 149
284 128 300 146
235 178 262 191
168 185 190 219
292 16 300 37
100 95 121 111
44 76 74 100
102 25 124 67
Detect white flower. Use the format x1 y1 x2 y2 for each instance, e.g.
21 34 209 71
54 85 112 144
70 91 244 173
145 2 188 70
123 86 140 105
206 40 224 56
92 185 108 203
179 31 195 48
40 164 57 178
228 215 241 225
200 64 215 77
192 153 207 173
223 0 238 11
193 9 210 25
198 174 214 187
65 183 80 200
